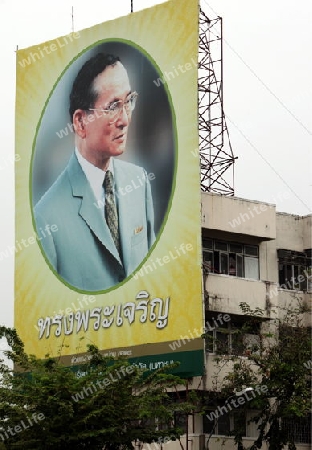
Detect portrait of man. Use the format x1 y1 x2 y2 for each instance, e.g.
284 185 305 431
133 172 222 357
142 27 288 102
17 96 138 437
34 52 157 292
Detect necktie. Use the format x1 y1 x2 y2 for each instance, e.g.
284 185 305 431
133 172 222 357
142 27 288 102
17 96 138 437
104 170 121 255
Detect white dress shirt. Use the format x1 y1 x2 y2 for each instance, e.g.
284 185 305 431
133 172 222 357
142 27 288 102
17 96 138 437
75 148 115 219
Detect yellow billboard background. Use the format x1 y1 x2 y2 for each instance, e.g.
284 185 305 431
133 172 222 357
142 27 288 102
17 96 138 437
15 0 203 368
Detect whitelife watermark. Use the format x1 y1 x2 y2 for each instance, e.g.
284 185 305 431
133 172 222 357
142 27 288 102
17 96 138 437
18 32 80 68
228 191 291 229
206 385 268 422
71 364 136 402
304 360 312 369
169 313 231 351
0 413 45 442
56 108 105 139
268 270 312 300
191 147 199 158
33 295 96 333
153 57 197 87
0 224 58 263
52 295 96 318
132 243 194 280
71 366 181 448
0 153 20 171
56 58 197 139
93 172 156 209
145 435 178 449
56 102 126 139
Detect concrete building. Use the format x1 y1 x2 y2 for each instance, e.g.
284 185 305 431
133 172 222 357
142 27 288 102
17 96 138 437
143 193 311 450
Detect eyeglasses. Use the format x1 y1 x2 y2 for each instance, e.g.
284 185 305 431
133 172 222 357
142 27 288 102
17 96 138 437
88 92 138 124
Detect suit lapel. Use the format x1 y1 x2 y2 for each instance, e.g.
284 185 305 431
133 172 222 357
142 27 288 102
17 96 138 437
113 159 134 273
67 154 123 266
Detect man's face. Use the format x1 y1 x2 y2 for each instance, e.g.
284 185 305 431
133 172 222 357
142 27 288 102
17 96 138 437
78 62 133 165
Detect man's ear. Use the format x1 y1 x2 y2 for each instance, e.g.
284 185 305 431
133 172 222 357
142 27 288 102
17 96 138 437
73 110 87 138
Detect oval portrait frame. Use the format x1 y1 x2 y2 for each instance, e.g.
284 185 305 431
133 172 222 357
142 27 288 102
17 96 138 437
30 38 177 294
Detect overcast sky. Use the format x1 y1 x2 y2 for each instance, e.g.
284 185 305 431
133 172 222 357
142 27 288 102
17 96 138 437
0 0 311 330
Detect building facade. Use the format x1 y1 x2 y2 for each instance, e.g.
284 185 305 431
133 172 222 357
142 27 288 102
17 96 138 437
142 192 311 450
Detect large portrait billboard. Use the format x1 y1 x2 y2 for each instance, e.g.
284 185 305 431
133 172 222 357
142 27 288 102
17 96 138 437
15 0 203 376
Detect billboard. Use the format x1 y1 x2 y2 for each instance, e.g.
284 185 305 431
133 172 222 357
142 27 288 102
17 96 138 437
15 0 203 376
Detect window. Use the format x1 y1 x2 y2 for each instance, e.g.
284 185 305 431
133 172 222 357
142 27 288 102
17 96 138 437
203 411 246 437
283 414 311 444
277 249 311 291
278 263 307 291
244 245 258 257
202 238 259 280
174 412 187 434
205 314 260 356
246 411 261 437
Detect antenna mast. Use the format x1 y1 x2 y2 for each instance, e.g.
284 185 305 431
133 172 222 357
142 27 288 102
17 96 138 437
198 9 236 195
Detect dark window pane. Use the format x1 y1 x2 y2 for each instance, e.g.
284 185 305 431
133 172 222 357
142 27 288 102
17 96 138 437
234 412 247 437
237 254 243 278
300 267 307 291
229 243 243 253
229 254 236 276
203 412 216 434
203 251 214 272
244 245 258 257
284 414 311 444
203 239 213 250
220 253 228 274
214 251 220 274
279 263 286 286
280 264 307 291
218 413 231 435
216 329 229 354
285 265 293 289
215 241 228 251
174 413 187 433
293 265 300 289
231 328 244 356
205 331 214 353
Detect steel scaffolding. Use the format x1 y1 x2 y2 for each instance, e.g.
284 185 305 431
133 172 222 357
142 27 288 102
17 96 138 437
198 9 236 195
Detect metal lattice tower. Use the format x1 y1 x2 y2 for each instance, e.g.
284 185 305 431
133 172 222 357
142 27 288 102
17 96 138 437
198 9 237 195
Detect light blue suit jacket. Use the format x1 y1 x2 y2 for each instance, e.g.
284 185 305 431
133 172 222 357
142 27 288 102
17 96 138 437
34 154 155 291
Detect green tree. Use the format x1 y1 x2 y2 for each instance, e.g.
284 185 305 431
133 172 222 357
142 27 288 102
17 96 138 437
0 327 197 450
203 298 311 450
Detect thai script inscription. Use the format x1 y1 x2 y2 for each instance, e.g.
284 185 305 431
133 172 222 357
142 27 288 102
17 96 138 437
37 291 170 339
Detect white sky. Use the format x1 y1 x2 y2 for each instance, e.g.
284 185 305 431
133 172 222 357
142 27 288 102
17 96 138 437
0 0 311 330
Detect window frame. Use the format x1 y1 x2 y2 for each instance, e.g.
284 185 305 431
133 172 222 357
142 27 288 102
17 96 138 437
202 238 259 280
203 410 246 437
205 315 261 356
278 262 307 291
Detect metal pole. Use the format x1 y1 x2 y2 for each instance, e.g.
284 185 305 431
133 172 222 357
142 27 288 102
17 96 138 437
131 0 133 13
220 17 224 144
186 381 189 450
71 6 74 32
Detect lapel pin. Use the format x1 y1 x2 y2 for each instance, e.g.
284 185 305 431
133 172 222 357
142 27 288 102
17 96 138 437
134 226 143 234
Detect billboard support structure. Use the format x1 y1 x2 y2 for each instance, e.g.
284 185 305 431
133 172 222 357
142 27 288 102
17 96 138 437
198 9 237 196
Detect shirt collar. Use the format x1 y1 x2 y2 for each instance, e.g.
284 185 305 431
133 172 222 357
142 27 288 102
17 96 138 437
75 148 114 200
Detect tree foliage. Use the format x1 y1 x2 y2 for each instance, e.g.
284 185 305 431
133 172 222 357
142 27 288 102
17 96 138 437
204 299 311 450
0 327 197 450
